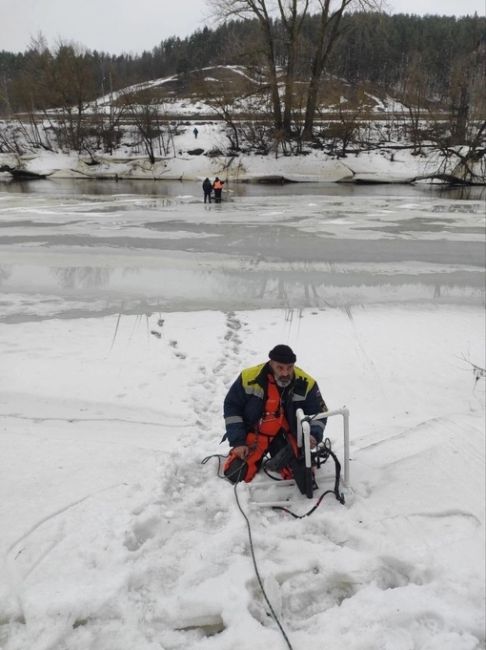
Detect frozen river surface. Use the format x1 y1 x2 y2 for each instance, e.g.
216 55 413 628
0 181 484 321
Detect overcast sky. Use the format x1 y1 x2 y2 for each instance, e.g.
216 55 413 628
1 0 484 55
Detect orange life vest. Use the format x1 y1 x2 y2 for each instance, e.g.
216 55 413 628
213 180 223 190
257 375 289 436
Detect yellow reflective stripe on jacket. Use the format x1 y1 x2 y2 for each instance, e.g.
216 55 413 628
240 363 316 397
240 364 266 398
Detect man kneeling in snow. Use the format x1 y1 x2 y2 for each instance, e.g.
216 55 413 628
223 345 327 486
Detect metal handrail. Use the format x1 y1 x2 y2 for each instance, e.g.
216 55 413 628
296 407 350 486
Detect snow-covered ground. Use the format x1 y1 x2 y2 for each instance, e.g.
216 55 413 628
0 307 484 650
0 181 485 650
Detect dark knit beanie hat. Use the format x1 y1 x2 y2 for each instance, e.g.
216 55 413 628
269 344 296 364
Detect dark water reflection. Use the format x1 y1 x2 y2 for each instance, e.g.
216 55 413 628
2 177 485 201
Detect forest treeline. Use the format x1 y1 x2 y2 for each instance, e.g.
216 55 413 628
0 12 484 115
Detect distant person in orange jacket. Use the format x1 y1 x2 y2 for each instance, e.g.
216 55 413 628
213 177 224 203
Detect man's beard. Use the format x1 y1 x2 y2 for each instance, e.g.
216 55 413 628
275 375 292 387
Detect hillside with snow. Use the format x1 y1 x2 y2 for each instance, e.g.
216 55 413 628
1 65 484 186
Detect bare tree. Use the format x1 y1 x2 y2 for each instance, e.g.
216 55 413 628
449 41 486 149
210 0 285 132
209 0 379 141
119 88 175 163
423 40 486 184
398 53 431 155
209 1 317 137
278 0 309 134
0 69 12 116
122 96 159 163
197 68 266 150
52 42 97 152
326 98 367 157
303 0 364 139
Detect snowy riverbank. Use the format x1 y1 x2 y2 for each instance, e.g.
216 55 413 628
0 117 475 185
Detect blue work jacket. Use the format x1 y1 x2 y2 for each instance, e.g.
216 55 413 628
223 362 327 447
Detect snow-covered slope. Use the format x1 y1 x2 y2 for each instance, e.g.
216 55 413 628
3 65 476 184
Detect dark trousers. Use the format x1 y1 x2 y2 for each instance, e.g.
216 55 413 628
204 191 212 203
214 189 222 203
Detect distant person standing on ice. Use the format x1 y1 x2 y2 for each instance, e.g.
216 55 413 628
202 177 212 203
222 344 327 487
212 177 224 203
193 127 198 139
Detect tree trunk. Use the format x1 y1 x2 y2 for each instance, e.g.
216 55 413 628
303 0 348 140
280 0 307 137
259 15 283 132
282 39 296 136
451 84 469 145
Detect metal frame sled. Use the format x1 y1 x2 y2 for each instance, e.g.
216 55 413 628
249 407 350 510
